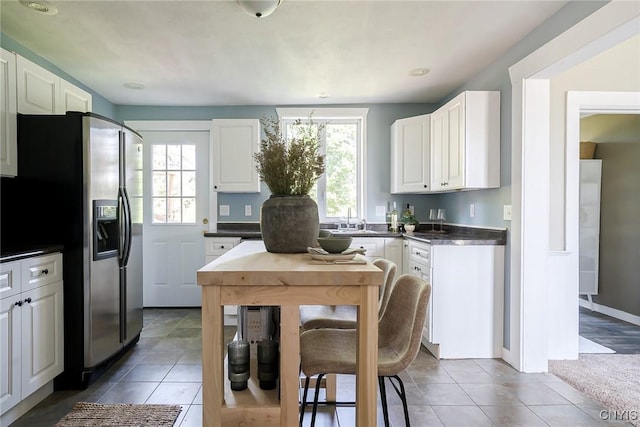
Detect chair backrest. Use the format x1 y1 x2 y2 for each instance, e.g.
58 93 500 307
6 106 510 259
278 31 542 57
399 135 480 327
372 258 397 319
378 274 432 373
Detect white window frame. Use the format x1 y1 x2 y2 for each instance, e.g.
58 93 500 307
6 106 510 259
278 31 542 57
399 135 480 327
276 107 368 223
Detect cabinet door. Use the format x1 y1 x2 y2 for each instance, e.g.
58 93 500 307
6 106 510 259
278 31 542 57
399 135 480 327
1 48 17 177
0 296 21 413
20 281 64 398
402 240 411 275
211 119 260 192
16 56 59 114
390 115 430 193
445 95 465 189
431 93 465 190
351 237 384 262
383 238 402 268
59 80 92 113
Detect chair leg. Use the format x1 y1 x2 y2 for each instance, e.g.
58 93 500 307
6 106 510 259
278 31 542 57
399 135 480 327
378 376 390 427
310 373 324 427
300 376 311 426
388 375 410 427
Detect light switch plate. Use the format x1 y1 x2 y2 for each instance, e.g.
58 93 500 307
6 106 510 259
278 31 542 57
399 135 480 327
376 206 386 217
503 205 512 221
244 205 252 216
470 203 475 218
220 205 230 216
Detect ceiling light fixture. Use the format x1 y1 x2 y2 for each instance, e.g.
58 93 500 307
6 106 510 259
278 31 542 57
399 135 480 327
124 82 145 90
409 68 430 77
317 93 329 99
237 0 282 18
19 0 57 15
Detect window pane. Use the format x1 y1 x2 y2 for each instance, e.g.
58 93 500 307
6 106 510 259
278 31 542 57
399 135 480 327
152 171 166 197
167 171 181 197
152 145 166 170
153 198 166 223
182 171 196 196
182 197 196 223
326 124 357 218
182 145 196 170
167 145 181 170
167 198 181 223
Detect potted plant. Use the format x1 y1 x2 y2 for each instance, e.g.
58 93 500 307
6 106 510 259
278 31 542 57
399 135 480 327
254 115 325 253
401 208 419 233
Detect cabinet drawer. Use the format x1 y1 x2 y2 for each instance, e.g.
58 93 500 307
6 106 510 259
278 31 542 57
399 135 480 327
205 237 241 256
408 241 431 266
0 261 21 299
407 260 431 283
21 253 62 292
351 238 385 258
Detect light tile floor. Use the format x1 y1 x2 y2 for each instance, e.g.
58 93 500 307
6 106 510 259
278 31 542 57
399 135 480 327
9 308 634 426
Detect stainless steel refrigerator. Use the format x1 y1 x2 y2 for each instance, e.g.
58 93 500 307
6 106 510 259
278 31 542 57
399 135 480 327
7 112 143 389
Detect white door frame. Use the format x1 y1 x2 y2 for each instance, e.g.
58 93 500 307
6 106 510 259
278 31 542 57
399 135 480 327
507 2 640 372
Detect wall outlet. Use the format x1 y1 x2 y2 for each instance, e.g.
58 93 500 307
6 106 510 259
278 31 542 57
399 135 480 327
244 205 252 216
503 204 512 221
376 205 386 217
409 205 415 215
470 203 475 218
220 205 230 216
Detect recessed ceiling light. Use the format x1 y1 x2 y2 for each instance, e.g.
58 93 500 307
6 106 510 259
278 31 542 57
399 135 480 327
124 82 145 90
19 0 58 15
409 68 430 77
317 93 330 99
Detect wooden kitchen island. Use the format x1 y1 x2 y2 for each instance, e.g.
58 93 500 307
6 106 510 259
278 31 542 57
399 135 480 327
197 240 383 427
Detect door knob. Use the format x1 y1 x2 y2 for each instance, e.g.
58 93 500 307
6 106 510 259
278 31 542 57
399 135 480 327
203 218 209 225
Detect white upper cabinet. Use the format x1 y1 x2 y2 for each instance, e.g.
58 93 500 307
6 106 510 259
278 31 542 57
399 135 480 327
17 55 91 115
211 119 260 193
430 91 500 192
390 114 430 193
1 48 17 177
60 79 92 113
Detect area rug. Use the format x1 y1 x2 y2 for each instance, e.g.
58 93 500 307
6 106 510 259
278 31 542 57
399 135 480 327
549 354 640 426
55 402 181 426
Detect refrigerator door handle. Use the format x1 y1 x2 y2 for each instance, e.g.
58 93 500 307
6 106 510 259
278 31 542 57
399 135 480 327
118 188 132 267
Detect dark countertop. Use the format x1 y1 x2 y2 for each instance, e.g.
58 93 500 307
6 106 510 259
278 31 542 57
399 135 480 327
0 245 64 263
204 223 506 245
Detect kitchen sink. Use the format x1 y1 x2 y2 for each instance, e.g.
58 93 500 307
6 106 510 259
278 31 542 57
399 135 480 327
331 229 379 234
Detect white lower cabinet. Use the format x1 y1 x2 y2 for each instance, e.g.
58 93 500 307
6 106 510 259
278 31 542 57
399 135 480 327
1 253 64 425
405 239 504 359
205 237 242 324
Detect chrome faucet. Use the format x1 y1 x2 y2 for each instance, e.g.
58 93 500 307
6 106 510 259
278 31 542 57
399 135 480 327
346 207 352 229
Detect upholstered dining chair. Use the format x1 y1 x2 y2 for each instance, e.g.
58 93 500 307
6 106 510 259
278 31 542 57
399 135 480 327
299 274 432 427
299 258 398 331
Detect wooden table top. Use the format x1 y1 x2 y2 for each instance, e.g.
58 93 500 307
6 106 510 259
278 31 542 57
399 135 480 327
198 240 383 288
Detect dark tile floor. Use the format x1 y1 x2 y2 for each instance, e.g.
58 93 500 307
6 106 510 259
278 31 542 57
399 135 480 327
579 306 640 354
9 308 634 426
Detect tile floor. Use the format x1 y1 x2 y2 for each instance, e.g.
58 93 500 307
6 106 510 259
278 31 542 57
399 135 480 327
9 308 635 426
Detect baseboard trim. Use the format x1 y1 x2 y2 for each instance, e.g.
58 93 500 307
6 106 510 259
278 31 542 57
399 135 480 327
579 299 640 326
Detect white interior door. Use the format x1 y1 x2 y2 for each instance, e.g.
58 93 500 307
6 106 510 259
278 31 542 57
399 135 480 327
140 129 209 307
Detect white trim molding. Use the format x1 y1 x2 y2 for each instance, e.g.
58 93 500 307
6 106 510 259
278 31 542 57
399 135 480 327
507 2 640 372
578 299 640 327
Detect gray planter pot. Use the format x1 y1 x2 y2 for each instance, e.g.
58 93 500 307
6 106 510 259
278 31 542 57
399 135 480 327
260 195 319 253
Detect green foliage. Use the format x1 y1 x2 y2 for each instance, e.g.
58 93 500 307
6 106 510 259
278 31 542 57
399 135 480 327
254 116 326 196
401 208 419 225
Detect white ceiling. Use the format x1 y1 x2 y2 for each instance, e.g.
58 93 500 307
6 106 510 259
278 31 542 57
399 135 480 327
1 0 569 106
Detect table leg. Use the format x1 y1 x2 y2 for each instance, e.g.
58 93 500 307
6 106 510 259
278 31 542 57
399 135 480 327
279 305 301 427
356 285 378 426
201 286 223 427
